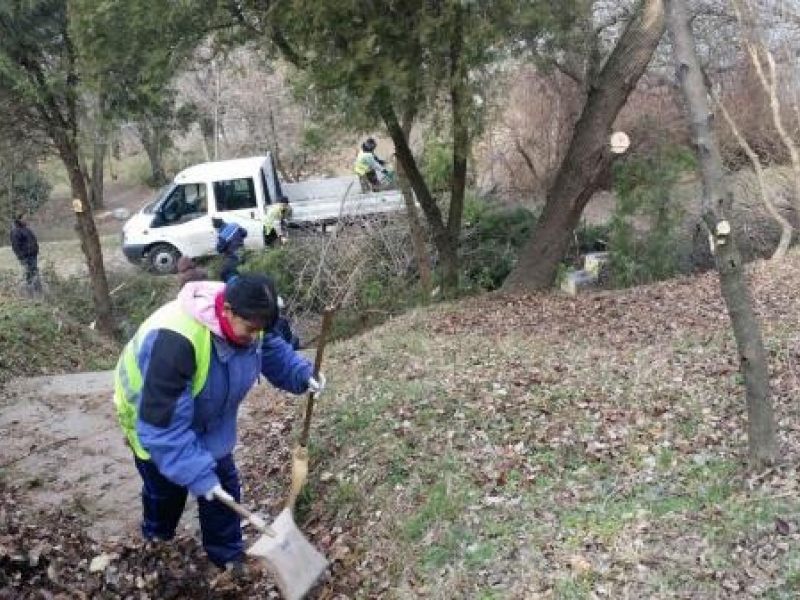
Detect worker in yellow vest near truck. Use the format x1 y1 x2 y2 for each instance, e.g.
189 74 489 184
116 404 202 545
113 274 325 575
264 196 292 246
353 137 390 192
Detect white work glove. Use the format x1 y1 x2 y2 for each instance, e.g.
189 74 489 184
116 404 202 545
307 372 326 396
205 484 234 503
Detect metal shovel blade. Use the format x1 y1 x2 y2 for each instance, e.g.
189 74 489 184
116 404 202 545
247 507 328 600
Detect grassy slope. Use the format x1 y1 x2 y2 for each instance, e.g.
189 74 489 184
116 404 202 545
239 252 800 599
0 291 120 387
2 250 800 598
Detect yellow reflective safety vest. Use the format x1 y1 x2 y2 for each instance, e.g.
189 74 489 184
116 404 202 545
264 203 290 236
113 301 212 460
353 150 374 176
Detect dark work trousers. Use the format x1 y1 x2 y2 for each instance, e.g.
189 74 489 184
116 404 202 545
366 170 380 190
264 229 280 247
20 255 39 286
134 454 243 568
219 251 241 284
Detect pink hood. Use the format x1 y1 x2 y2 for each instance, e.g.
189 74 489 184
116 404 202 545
178 280 226 338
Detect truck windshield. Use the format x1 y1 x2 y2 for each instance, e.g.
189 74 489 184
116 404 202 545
142 184 176 214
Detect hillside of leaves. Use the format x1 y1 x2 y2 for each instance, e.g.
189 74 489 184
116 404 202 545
3 251 800 598
0 292 119 388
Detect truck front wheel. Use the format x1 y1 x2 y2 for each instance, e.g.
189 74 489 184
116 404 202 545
148 243 181 274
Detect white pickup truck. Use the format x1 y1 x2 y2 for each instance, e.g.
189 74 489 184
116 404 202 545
121 154 404 273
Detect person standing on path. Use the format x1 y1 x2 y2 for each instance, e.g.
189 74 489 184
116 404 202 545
9 215 40 296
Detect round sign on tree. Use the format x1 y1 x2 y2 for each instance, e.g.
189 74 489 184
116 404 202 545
609 131 630 154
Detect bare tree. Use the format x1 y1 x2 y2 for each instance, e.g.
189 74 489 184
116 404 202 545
481 66 581 200
667 0 776 464
715 97 793 258
503 0 667 292
397 112 432 294
731 0 800 241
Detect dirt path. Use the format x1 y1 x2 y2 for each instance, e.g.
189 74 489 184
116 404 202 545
0 370 270 544
1 372 141 541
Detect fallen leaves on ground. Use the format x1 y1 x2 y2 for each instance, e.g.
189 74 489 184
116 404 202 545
4 253 800 598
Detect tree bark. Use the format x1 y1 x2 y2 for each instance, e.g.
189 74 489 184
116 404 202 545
444 2 468 293
139 122 167 187
379 98 459 294
55 137 115 335
503 0 666 292
398 111 432 294
667 0 776 464
27 26 116 337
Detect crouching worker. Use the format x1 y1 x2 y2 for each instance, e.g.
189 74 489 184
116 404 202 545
113 274 325 573
264 196 291 247
214 218 248 283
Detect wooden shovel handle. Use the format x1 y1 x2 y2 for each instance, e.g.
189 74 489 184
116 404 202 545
213 492 275 536
300 308 335 447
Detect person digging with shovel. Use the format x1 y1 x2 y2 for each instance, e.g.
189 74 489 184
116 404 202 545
113 273 325 580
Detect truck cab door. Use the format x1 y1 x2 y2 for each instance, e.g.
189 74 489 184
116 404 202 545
210 176 265 248
151 182 216 256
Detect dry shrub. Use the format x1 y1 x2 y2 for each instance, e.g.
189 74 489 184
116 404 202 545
616 74 689 154
476 64 581 202
244 212 420 341
289 215 415 309
714 57 795 169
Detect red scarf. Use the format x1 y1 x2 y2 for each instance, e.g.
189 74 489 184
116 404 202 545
214 291 247 346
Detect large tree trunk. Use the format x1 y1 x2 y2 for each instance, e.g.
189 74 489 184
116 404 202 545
444 2 468 293
503 0 666 292
379 99 461 294
398 111 432 294
56 140 115 335
667 0 775 465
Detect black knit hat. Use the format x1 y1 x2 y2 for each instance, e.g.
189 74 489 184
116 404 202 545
224 274 279 329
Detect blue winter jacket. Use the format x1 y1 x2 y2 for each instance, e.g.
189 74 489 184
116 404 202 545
216 222 247 255
134 281 313 497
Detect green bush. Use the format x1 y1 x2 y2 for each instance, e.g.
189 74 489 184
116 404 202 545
2 169 52 219
205 195 541 337
607 140 695 287
420 138 453 194
574 222 611 254
460 199 536 291
235 246 297 299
